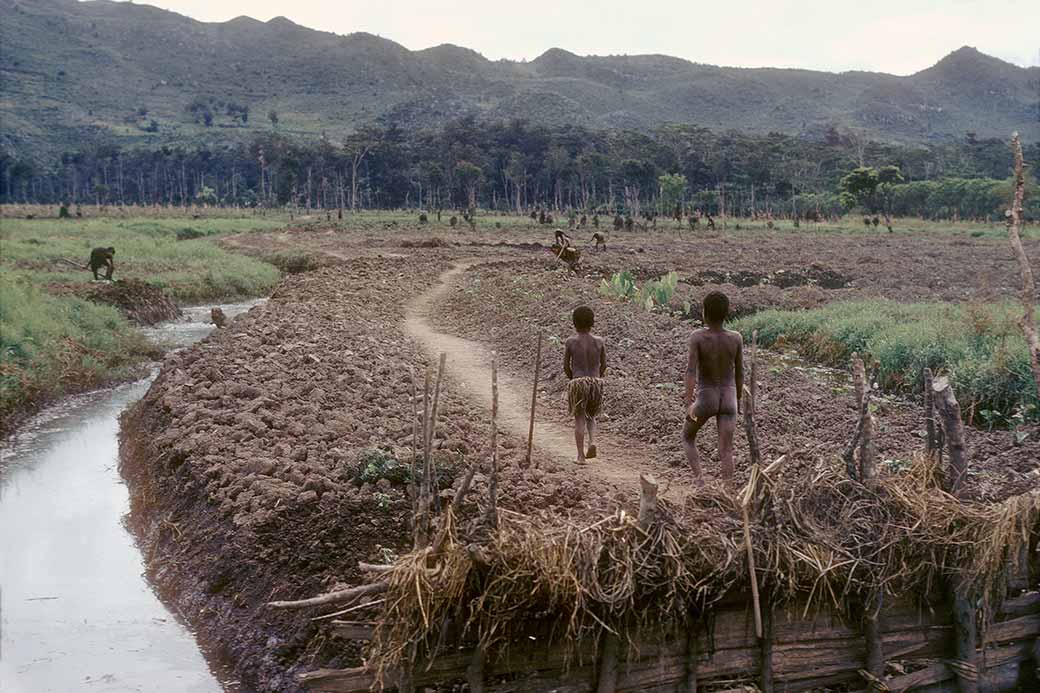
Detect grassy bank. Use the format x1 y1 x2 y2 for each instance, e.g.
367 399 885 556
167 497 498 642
0 215 285 434
1 217 283 302
735 300 1039 424
0 275 158 431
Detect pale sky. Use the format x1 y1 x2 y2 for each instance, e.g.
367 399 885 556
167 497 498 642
111 0 1039 74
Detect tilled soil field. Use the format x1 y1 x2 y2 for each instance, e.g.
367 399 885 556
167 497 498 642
123 223 1038 691
120 254 621 693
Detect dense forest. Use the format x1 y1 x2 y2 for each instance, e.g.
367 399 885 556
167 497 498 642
2 119 1036 220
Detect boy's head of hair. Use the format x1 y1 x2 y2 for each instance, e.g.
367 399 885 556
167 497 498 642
572 305 595 332
703 291 729 325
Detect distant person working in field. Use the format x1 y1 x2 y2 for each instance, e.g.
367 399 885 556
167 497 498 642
683 291 743 485
564 306 607 463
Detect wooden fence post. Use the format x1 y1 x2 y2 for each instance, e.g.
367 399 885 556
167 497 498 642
524 331 543 468
487 354 499 529
743 330 762 467
932 376 968 495
1006 132 1040 397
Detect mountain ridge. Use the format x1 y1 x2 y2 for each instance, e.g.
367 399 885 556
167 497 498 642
1 0 1037 158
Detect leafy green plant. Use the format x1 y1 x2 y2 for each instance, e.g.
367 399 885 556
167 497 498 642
599 270 637 300
636 271 679 310
601 270 678 312
349 448 413 485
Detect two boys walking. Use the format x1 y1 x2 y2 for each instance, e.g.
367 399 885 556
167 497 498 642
564 292 743 481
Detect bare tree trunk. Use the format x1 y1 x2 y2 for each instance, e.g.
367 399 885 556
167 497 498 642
1007 133 1040 396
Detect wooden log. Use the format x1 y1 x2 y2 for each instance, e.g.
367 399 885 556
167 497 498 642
932 376 968 495
638 473 658 530
524 331 543 468
299 592 1039 692
1007 132 1040 397
268 581 387 609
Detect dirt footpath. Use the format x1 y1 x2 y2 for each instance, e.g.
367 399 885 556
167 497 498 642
119 255 632 693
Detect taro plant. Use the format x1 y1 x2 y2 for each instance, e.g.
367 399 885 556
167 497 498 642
599 270 637 300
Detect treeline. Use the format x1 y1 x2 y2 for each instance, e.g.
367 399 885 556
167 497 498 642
1 118 1034 219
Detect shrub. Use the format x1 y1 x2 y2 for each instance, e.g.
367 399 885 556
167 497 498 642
264 251 322 274
735 300 1040 422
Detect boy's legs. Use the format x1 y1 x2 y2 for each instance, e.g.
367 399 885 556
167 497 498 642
573 414 587 462
682 415 706 477
718 414 737 484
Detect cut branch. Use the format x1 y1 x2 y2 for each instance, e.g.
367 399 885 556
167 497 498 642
1007 132 1040 397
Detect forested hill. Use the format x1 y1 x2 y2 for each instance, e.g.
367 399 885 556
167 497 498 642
2 0 1037 159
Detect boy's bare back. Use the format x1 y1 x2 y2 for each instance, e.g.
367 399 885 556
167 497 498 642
688 328 742 388
564 333 606 379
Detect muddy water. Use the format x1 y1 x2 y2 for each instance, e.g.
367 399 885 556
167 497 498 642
0 301 262 693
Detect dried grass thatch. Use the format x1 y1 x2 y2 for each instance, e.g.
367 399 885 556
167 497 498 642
363 454 1039 683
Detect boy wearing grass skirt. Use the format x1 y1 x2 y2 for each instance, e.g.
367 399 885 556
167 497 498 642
683 291 744 484
564 305 607 463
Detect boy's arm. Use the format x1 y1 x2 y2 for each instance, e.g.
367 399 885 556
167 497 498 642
735 334 745 413
563 339 573 380
599 338 607 378
684 334 699 407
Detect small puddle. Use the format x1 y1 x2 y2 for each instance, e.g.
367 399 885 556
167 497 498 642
0 299 263 693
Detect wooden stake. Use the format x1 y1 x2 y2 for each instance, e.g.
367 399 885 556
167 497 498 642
951 585 979 693
1007 132 1040 397
638 473 658 530
742 503 763 639
760 588 775 693
487 353 499 528
524 331 543 468
596 632 620 693
932 376 968 495
426 353 447 512
410 369 419 502
465 648 486 693
863 590 886 683
682 625 699 693
924 367 936 457
743 330 762 467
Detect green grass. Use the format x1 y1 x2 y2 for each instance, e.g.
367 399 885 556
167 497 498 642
735 300 1040 422
0 273 157 430
0 217 284 302
0 214 287 431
